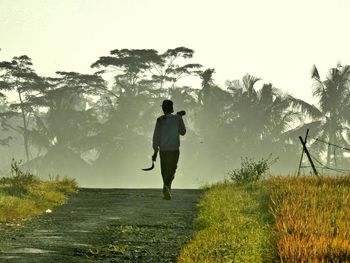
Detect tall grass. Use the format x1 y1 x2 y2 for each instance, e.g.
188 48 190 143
0 160 78 222
179 170 350 262
268 175 350 262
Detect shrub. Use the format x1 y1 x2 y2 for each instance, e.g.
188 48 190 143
55 176 78 194
228 156 277 184
3 159 39 196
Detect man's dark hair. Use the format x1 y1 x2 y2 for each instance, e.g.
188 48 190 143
162 99 174 114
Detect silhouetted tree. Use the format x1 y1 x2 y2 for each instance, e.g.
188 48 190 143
27 71 105 152
289 64 350 166
92 47 202 89
89 48 202 175
0 55 43 162
228 76 295 146
156 47 202 88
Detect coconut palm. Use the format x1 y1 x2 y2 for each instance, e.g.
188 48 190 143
289 64 350 166
227 75 297 152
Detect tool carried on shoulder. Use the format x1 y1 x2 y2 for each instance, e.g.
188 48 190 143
177 110 186 116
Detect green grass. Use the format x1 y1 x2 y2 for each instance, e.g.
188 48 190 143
178 181 276 263
0 162 78 222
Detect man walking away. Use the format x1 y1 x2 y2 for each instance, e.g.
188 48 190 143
152 100 186 200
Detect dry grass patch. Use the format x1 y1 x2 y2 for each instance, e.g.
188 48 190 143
268 175 350 262
0 160 78 222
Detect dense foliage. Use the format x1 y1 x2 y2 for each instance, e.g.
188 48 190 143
0 48 349 185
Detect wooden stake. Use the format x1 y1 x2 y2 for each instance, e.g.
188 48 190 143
297 129 309 175
299 135 319 176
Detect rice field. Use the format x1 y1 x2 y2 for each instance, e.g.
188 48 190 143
268 175 350 262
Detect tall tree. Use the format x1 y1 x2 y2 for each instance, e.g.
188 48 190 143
0 55 43 162
89 48 202 163
223 74 300 173
91 47 202 89
155 47 202 88
228 76 294 141
26 71 106 153
194 69 235 176
19 71 108 176
289 64 350 166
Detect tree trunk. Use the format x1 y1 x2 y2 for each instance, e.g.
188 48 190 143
326 142 332 166
326 119 335 167
18 90 30 163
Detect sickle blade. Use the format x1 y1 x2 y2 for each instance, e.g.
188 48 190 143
142 161 154 171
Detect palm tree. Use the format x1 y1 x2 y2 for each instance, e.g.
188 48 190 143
289 64 350 166
227 74 297 153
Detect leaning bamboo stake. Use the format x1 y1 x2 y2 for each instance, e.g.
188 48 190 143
299 136 319 176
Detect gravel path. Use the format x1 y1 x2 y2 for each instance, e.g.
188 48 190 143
0 188 202 262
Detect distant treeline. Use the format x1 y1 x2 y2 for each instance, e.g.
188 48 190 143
0 47 349 185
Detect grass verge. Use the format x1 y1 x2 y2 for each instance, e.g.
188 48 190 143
178 182 275 263
0 160 78 222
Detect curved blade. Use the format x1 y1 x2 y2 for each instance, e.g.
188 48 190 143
142 161 154 171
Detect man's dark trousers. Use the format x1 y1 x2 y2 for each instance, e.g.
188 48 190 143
159 150 180 190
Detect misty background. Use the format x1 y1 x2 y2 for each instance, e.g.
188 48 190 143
1 0 350 188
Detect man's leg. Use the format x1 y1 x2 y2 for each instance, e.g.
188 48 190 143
160 151 179 199
160 151 167 188
167 151 179 190
160 151 171 199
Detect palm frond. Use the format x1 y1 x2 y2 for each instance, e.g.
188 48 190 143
311 65 320 79
282 120 323 140
243 74 260 89
287 96 323 119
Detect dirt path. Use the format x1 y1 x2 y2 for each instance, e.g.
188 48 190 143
0 188 202 262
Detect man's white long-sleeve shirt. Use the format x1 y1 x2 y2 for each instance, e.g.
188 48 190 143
153 113 186 152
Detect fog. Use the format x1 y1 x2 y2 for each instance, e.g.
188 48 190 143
0 47 349 188
2 1 350 187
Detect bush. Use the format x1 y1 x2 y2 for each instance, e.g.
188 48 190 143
228 156 277 184
9 159 38 185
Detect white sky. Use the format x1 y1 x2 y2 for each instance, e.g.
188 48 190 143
1 0 350 104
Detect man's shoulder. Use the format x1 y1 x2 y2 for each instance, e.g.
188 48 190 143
156 114 180 123
157 115 166 121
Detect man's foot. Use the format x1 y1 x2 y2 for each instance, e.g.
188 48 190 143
162 186 171 200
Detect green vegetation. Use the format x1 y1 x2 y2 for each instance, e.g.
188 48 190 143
1 47 349 186
178 182 274 262
180 159 350 262
0 160 78 222
227 156 276 184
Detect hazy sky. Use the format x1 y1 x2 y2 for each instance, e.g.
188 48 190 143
1 0 350 103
